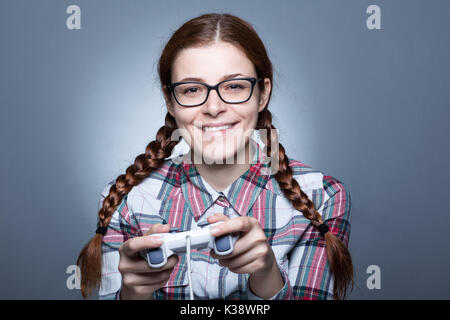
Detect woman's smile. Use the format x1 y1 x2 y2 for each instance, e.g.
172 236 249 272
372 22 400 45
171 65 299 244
196 121 239 139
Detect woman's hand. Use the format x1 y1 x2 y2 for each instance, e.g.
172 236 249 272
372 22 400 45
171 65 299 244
118 224 179 300
207 213 284 299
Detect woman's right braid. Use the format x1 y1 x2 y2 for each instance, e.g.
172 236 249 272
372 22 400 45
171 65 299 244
98 114 178 229
77 113 179 298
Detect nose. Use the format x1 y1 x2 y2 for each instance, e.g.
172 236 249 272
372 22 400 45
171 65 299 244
201 88 226 117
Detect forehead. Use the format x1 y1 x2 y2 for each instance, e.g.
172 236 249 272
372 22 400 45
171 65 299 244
171 42 255 83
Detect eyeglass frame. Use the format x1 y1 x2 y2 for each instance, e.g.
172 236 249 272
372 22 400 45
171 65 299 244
168 77 263 107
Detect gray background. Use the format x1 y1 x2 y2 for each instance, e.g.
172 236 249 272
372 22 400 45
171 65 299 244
1 0 449 299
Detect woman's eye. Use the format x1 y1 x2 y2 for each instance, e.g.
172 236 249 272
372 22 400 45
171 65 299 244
183 87 201 94
227 84 243 90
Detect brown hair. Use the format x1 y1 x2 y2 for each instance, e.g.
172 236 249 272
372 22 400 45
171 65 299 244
77 13 354 299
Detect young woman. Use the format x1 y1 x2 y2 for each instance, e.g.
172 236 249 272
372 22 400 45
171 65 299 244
78 13 354 300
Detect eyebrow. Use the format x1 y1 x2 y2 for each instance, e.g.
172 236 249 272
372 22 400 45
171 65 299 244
176 73 249 83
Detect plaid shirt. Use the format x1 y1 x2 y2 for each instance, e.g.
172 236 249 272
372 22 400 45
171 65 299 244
98 135 352 300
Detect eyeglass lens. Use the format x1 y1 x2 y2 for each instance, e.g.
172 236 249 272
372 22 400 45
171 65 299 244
173 79 253 106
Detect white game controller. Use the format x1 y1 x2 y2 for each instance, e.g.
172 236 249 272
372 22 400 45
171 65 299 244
141 221 238 268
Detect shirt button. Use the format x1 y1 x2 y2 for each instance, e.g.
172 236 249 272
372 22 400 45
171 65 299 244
217 195 226 201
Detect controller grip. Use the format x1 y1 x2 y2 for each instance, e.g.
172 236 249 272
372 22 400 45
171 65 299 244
213 234 235 255
147 247 166 268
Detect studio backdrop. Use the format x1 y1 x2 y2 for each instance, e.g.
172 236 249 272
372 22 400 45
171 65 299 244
1 0 449 299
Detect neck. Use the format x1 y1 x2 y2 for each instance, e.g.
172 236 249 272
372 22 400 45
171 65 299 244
193 141 255 193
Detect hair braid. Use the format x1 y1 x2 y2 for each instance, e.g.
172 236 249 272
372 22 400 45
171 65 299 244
257 108 354 299
77 113 179 298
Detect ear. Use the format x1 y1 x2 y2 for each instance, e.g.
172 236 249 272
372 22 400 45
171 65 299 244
163 85 175 117
258 77 272 112
166 101 175 118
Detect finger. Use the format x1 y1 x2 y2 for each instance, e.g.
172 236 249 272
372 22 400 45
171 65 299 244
207 213 230 224
219 252 259 270
119 235 163 259
209 229 268 260
119 257 155 273
210 216 256 238
144 223 171 236
229 258 264 274
229 230 267 256
120 254 179 276
121 268 173 287
146 255 180 273
209 238 249 260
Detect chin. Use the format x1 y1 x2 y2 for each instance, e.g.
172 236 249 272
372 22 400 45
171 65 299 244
194 147 239 165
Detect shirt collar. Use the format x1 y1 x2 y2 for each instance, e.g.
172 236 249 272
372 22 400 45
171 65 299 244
169 131 280 221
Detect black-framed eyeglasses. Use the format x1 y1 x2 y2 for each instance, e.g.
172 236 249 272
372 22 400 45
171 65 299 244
168 77 263 107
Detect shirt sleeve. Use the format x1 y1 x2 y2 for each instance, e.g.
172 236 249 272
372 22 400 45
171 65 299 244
97 182 140 300
246 262 294 300
287 175 352 300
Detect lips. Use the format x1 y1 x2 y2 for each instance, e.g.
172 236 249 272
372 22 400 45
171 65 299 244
195 122 239 140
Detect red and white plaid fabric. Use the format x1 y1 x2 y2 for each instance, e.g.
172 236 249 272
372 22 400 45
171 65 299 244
98 136 352 300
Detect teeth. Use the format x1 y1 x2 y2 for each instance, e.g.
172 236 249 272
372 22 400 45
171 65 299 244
203 124 233 132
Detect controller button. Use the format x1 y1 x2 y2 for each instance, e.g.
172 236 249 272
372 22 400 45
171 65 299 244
148 248 164 265
215 235 231 252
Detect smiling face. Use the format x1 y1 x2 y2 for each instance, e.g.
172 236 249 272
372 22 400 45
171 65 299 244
165 41 271 165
